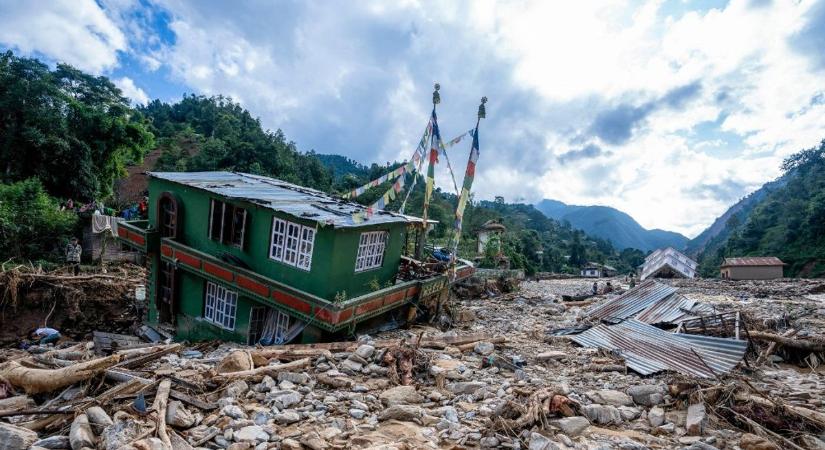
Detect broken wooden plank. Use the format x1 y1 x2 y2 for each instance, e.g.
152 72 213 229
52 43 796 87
169 390 216 411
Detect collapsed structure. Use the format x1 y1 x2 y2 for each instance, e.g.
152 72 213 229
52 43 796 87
640 247 697 280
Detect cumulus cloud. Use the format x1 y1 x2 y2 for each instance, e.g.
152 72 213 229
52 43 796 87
114 76 150 105
0 0 126 73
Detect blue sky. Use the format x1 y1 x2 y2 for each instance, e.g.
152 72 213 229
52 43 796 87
1 0 824 237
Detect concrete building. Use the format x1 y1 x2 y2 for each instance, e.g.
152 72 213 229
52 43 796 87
580 263 617 278
476 220 506 254
117 171 474 344
640 247 697 281
720 257 785 280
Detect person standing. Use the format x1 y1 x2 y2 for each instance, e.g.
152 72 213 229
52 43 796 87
66 237 82 276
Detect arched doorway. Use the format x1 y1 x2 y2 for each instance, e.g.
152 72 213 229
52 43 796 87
157 192 180 324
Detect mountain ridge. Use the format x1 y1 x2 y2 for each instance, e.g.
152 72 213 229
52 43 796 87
535 199 688 252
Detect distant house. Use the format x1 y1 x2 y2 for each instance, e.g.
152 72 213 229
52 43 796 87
640 247 697 280
720 257 785 280
476 220 506 254
580 262 617 278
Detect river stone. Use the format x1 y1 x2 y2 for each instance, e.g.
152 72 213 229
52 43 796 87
0 422 38 450
379 385 422 406
585 389 633 406
528 432 561 450
627 385 665 406
549 416 590 437
648 406 665 427
583 404 623 425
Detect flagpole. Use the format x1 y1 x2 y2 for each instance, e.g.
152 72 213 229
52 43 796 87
415 83 441 260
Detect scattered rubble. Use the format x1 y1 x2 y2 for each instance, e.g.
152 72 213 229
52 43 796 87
0 276 823 449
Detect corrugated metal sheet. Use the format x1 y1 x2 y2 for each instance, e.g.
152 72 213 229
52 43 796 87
587 280 678 323
721 257 785 267
641 247 697 280
635 292 715 325
150 172 416 228
568 319 747 378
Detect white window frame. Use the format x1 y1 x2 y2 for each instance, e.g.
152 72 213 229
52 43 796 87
269 217 315 271
355 231 388 272
208 199 247 249
204 281 237 330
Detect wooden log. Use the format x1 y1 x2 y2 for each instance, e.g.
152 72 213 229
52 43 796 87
456 336 507 352
755 329 799 365
153 379 172 450
113 343 182 370
736 393 825 427
213 358 311 382
747 331 825 352
0 354 120 394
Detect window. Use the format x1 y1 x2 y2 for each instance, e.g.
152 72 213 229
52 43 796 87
355 231 388 272
270 218 315 271
208 199 247 248
204 281 237 330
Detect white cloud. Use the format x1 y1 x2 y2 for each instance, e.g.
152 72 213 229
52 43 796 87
114 76 150 105
0 0 126 73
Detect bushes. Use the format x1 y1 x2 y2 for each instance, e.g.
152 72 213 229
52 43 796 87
0 179 78 261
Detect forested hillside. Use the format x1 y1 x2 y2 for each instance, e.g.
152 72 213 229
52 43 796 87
0 50 633 273
694 140 825 277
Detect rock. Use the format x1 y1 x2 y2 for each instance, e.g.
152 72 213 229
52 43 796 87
474 341 495 356
228 443 252 450
221 404 247 419
618 405 641 421
684 442 720 450
583 404 623 425
33 435 71 449
281 438 302 450
85 406 113 428
217 351 254 373
128 437 166 450
528 432 561 450
739 433 780 450
626 385 665 406
447 381 486 395
274 411 301 425
442 406 459 423
0 422 38 450
480 436 500 447
585 390 633 406
549 416 590 436
648 406 665 427
166 400 196 428
235 425 269 442
686 403 706 436
170 432 195 450
225 380 250 398
536 351 566 361
70 414 95 450
379 385 422 406
300 431 329 450
378 405 423 422
349 408 367 419
278 372 310 385
354 344 376 359
657 423 676 434
341 358 363 372
273 390 303 408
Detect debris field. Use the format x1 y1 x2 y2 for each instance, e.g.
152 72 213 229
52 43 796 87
1 274 824 450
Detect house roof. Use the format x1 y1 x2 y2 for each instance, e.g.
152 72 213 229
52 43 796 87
149 171 422 228
721 257 785 267
478 220 506 232
640 247 697 280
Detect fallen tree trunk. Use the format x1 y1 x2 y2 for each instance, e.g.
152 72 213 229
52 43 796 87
153 379 172 450
0 354 120 394
735 393 825 427
748 331 825 352
213 358 310 382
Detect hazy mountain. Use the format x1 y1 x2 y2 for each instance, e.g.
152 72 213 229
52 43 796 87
535 199 688 251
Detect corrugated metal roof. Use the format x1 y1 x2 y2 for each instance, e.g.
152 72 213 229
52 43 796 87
568 319 747 378
641 247 697 280
149 171 419 228
635 292 715 325
721 257 785 267
587 280 678 323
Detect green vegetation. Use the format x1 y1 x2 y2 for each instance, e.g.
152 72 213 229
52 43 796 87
0 179 78 261
0 51 154 201
696 140 825 277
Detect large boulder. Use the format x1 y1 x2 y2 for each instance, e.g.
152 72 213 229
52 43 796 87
216 351 254 373
626 385 665 406
686 403 707 436
0 422 38 450
69 414 96 450
549 416 590 437
379 385 422 406
585 390 633 406
583 404 623 425
378 405 423 422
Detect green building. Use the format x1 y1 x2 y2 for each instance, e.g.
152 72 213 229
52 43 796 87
117 172 473 344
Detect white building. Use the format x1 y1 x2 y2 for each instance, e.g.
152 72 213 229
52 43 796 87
640 247 697 280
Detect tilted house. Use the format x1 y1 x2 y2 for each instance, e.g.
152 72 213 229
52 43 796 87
640 247 697 281
116 172 473 344
720 257 785 280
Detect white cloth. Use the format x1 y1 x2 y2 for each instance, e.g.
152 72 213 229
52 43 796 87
91 215 123 237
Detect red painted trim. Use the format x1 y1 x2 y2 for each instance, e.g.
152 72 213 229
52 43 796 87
272 291 312 315
117 227 129 238
128 231 145 245
160 244 173 257
355 297 383 315
338 308 353 323
203 261 234 282
175 250 201 269
237 275 269 297
384 290 406 305
315 308 337 324
406 285 420 297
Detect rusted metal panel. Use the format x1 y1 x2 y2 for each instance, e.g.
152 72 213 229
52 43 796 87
587 280 678 323
568 319 747 378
